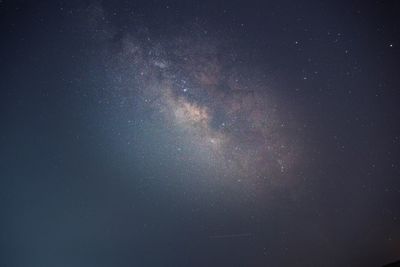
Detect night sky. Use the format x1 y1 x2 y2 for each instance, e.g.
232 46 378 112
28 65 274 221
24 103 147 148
1 1 400 266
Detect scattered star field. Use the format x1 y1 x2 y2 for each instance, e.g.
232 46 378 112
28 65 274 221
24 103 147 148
1 1 400 266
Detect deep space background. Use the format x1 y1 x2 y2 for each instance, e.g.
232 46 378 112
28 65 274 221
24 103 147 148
1 0 400 266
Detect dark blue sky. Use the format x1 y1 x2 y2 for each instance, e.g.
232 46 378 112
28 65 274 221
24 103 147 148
1 1 400 266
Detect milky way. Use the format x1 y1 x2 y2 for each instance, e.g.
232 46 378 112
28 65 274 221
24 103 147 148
103 27 303 189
